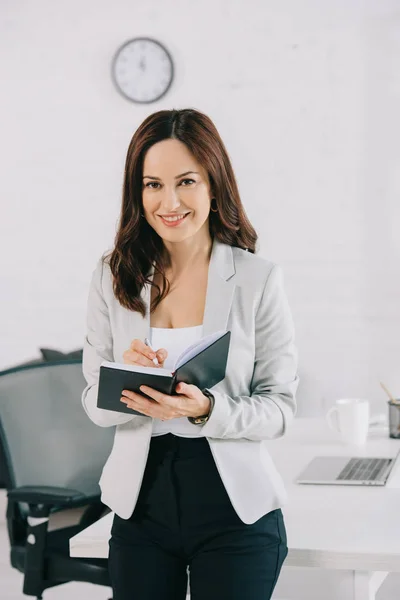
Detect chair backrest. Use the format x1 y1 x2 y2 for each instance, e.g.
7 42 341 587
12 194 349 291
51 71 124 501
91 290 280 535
0 358 45 489
0 361 114 501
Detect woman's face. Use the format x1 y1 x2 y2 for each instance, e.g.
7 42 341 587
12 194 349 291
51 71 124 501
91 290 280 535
141 139 212 243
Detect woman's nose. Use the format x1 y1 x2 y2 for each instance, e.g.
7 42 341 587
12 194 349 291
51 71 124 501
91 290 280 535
160 188 181 211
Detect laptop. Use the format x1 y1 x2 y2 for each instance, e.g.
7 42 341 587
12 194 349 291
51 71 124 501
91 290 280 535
296 449 400 486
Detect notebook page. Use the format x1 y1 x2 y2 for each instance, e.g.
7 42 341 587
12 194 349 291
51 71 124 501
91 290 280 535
172 330 226 371
101 360 173 377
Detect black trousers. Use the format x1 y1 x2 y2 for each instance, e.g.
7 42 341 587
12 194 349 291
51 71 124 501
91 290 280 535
108 433 288 600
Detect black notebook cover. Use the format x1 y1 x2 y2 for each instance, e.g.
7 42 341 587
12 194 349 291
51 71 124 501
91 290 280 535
97 330 231 415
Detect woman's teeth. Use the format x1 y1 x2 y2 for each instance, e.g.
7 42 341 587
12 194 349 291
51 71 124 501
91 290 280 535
162 214 187 222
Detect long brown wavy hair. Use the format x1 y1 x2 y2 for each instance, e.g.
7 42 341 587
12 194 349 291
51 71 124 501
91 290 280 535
104 108 258 317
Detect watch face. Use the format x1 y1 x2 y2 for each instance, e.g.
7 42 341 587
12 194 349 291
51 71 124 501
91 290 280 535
193 416 208 424
112 37 174 103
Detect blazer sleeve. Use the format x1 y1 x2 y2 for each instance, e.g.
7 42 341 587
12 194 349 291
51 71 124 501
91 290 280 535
81 257 137 428
201 264 299 441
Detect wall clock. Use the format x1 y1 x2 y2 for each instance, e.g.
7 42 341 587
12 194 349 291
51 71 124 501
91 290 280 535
111 37 174 103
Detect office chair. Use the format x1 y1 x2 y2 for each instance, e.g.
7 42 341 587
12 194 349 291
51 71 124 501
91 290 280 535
0 357 44 488
0 360 115 598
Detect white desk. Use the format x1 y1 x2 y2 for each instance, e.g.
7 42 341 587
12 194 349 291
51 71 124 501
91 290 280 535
70 417 400 600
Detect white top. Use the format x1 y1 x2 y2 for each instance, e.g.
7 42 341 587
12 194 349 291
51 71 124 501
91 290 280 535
150 325 206 438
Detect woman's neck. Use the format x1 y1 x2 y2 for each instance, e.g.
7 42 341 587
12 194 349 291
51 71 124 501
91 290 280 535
162 234 213 276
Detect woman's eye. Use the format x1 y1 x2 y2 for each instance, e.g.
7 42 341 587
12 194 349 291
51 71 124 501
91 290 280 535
145 179 195 189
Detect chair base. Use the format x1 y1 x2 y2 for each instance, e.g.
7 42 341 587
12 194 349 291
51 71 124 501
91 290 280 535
10 522 111 594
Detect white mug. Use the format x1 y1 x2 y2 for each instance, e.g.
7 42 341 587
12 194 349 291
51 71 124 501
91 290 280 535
326 399 371 445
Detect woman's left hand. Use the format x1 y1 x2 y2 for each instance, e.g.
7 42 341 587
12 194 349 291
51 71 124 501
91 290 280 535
120 382 211 421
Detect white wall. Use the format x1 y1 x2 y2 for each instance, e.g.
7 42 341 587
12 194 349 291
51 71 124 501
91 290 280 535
1 1 399 597
1 0 399 417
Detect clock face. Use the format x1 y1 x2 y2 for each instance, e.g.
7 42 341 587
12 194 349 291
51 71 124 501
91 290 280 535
112 37 174 104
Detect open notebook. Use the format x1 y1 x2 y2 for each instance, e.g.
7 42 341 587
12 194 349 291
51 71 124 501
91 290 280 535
97 330 231 415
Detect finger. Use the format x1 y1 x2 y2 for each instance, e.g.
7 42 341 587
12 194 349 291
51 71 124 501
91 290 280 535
175 382 196 396
120 397 152 417
139 385 181 410
120 394 171 420
127 350 152 367
155 348 167 367
121 389 149 401
120 390 155 409
129 339 157 362
123 349 158 368
139 385 164 402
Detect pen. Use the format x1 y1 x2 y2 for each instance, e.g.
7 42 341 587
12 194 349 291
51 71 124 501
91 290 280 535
144 337 159 366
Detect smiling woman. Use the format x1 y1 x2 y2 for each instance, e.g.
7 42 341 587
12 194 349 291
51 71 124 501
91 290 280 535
104 108 257 319
82 108 297 600
141 139 212 238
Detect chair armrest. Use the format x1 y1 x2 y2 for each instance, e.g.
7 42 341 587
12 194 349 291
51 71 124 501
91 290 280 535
7 485 100 509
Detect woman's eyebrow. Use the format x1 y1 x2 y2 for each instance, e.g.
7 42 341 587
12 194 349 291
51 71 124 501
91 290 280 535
142 170 199 180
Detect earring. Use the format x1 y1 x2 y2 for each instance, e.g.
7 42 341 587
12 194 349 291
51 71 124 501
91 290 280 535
210 198 218 212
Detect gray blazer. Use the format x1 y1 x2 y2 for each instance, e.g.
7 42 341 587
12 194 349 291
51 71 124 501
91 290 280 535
82 237 299 524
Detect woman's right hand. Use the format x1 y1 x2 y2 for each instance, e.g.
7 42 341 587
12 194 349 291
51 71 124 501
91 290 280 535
123 339 168 368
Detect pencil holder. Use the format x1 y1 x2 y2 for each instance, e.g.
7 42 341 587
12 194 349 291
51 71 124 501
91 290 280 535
388 400 400 439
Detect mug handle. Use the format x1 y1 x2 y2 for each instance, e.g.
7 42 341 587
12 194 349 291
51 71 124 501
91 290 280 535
326 406 340 433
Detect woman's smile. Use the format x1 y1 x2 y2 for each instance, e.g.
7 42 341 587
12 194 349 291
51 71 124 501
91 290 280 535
158 212 191 227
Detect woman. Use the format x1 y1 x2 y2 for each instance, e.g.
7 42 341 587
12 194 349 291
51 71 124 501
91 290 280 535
82 108 299 600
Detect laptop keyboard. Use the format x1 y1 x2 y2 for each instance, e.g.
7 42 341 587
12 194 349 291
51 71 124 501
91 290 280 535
337 457 392 481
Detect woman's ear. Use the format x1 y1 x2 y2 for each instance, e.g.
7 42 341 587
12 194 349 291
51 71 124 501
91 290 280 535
207 173 216 197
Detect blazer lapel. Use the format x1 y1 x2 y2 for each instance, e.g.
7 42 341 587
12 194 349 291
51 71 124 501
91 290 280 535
202 237 236 337
133 237 236 340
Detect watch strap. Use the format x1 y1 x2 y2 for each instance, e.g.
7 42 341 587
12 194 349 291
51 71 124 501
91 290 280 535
188 389 215 425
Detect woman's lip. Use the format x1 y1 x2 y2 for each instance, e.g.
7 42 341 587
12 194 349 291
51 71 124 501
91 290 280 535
158 212 190 217
158 213 190 226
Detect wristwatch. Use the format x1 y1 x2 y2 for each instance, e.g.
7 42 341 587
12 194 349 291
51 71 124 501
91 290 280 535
188 389 215 425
